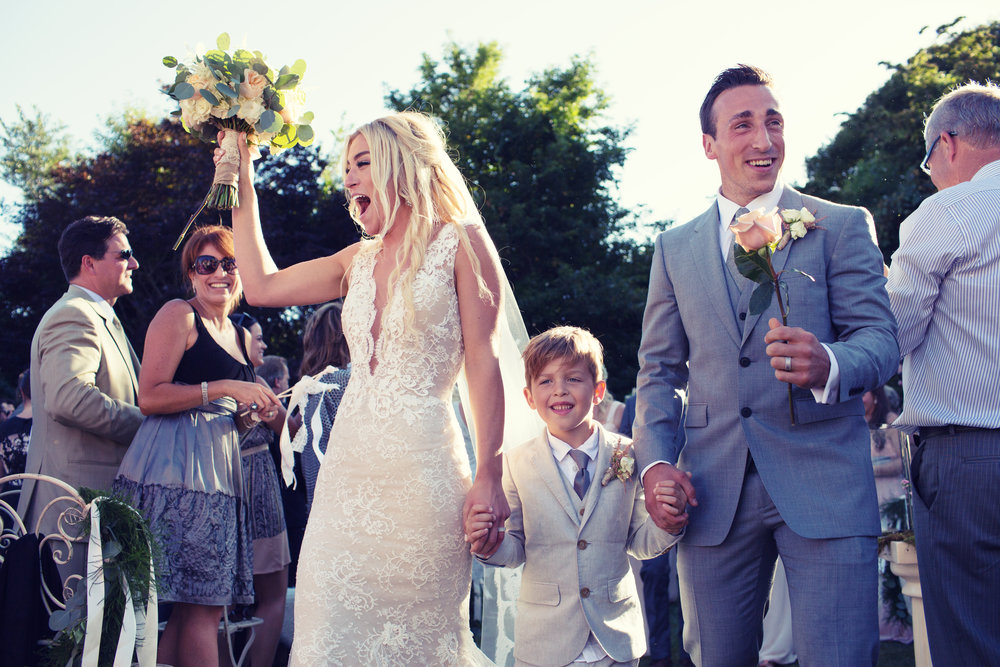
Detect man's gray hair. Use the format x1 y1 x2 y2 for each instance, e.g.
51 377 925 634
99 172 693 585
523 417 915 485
925 81 1000 150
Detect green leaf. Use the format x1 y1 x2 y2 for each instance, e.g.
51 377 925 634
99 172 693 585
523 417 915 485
104 540 122 559
172 82 195 100
49 609 71 632
748 282 774 315
278 64 290 77
226 104 240 118
734 246 769 282
252 62 268 76
274 73 300 90
290 59 307 77
162 56 178 68
300 111 314 124
216 82 238 99
297 124 315 144
255 109 283 134
199 89 219 106
217 32 231 51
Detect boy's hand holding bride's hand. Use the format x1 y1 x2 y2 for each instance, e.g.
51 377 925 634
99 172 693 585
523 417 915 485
463 503 496 556
464 473 509 558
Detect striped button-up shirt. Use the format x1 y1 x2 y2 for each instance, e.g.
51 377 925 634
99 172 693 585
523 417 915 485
888 159 1000 431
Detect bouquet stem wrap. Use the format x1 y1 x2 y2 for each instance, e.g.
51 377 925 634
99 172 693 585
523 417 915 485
208 129 241 209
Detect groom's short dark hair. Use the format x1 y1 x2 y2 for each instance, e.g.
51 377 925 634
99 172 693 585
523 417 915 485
700 64 774 138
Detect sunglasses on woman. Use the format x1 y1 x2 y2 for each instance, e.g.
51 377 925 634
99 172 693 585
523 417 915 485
191 255 238 275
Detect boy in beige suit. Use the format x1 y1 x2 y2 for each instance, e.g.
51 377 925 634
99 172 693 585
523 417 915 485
466 326 686 667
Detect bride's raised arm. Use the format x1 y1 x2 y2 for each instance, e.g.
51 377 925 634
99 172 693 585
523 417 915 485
229 132 359 307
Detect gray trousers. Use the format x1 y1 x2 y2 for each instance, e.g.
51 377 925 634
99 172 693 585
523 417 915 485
912 428 1000 666
677 467 878 666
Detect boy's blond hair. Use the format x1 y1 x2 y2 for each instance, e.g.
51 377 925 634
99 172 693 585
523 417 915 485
522 326 604 388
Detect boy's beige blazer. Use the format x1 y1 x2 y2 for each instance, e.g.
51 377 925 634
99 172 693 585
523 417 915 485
482 424 680 666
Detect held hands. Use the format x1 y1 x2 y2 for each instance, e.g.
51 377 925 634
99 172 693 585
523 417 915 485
464 503 501 557
764 318 831 390
643 462 695 533
463 471 509 558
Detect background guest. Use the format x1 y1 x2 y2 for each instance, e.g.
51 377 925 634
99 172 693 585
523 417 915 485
19 216 144 547
0 370 32 502
230 314 292 667
292 301 351 512
887 80 1000 664
114 225 279 667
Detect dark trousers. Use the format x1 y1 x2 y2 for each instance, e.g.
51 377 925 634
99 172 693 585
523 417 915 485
640 551 689 662
912 428 1000 666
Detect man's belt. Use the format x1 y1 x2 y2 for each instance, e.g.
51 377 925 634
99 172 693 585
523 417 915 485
919 424 1000 439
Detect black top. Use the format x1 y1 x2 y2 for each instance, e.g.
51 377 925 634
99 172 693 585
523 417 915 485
173 303 255 385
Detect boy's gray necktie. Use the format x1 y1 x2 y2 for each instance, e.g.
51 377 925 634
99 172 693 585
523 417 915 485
568 449 590 499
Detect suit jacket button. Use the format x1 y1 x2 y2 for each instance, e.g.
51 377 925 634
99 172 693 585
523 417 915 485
741 407 752 418
580 587 590 598
739 312 747 320
577 539 588 550
579 508 585 516
739 357 750 367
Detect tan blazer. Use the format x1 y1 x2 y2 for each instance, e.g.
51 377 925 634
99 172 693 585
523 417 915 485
483 424 681 666
18 285 143 533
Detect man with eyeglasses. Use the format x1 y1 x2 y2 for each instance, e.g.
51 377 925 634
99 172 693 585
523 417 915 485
887 81 1000 665
18 216 145 544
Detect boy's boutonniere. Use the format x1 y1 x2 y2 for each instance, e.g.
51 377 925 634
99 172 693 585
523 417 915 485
730 206 824 426
601 437 635 486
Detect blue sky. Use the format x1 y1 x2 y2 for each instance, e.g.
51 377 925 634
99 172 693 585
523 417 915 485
2 1 997 251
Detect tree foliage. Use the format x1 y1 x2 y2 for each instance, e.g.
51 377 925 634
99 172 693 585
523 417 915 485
0 112 357 386
387 43 655 395
802 19 1000 261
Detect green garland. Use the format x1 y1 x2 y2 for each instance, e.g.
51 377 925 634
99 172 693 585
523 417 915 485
43 488 162 667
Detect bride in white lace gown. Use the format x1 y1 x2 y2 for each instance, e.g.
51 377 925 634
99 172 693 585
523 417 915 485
229 112 508 665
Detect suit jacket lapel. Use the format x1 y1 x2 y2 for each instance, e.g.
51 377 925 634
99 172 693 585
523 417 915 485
580 426 616 529
70 286 140 398
691 204 742 348
528 436 581 525
741 187 804 346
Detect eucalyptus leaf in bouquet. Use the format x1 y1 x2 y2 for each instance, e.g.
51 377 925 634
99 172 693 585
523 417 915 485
162 33 313 248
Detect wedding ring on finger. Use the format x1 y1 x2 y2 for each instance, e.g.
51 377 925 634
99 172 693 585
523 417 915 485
250 402 259 411
784 356 792 372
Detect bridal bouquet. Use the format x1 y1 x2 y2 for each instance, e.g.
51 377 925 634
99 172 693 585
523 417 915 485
162 33 314 247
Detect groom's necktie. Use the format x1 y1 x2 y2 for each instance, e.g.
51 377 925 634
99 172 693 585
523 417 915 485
568 449 591 499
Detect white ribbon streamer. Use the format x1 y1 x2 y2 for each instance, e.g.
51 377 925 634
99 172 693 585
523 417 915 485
280 367 342 486
80 498 158 667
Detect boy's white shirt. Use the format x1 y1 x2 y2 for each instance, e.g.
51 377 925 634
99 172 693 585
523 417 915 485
545 426 608 663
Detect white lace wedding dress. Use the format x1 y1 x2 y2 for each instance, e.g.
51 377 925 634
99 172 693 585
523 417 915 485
290 225 494 666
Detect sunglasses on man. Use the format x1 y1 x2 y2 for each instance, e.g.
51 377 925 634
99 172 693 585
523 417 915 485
191 255 238 275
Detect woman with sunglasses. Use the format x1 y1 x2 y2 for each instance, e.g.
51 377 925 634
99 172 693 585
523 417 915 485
114 225 280 667
226 112 507 665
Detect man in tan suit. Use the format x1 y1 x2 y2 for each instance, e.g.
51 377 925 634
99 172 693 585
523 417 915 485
18 216 144 537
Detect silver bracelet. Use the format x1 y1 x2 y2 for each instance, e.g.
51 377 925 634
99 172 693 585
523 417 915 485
201 381 209 405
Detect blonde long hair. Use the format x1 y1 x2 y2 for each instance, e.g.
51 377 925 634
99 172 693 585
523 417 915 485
342 112 492 328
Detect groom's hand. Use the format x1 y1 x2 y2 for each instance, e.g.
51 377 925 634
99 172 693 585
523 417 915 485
643 463 695 532
765 318 831 389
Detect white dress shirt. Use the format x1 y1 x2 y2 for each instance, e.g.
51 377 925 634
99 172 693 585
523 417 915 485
74 284 118 321
888 159 1000 431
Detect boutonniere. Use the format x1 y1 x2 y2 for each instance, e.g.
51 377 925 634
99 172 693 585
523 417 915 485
601 437 635 486
774 207 822 250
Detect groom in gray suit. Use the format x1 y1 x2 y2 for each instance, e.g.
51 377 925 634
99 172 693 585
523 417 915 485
633 65 898 666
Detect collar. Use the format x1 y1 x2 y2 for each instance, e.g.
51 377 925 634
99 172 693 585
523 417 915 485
716 180 785 228
972 158 1000 182
546 426 600 463
72 284 117 321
